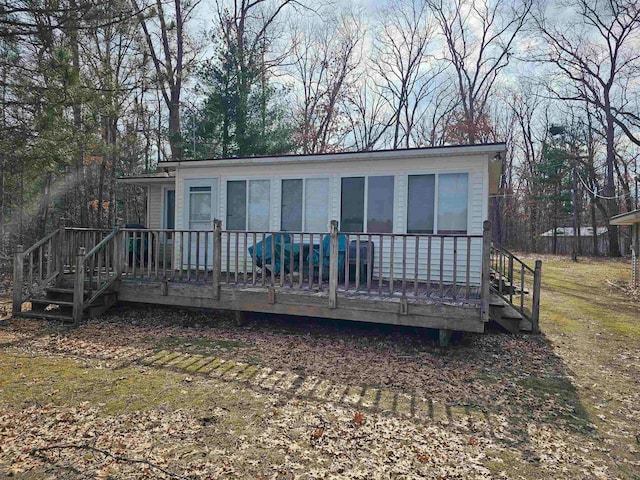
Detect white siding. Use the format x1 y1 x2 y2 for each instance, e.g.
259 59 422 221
167 151 492 284
147 185 162 229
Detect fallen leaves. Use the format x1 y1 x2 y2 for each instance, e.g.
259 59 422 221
352 411 364 425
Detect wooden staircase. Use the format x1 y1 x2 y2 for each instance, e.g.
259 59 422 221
488 243 541 333
12 226 123 324
17 284 118 323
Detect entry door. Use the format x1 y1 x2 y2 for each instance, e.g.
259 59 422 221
184 179 218 269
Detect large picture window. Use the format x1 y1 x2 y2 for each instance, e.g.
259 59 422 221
281 178 329 231
437 173 468 234
340 176 394 233
226 179 271 230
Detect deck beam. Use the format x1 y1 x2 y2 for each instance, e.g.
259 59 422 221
116 281 485 333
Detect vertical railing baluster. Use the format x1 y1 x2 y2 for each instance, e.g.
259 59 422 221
401 235 407 296
378 235 383 294
261 232 266 286
439 236 444 297
235 232 240 284
243 232 248 285
318 233 324 291
344 233 350 291
298 232 304 289
308 233 314 290
213 220 221 299
279 233 284 287
426 236 432 297
328 221 338 308
389 235 394 295
413 236 419 297
355 235 361 291
204 231 209 283
520 264 525 313
289 233 295 288
270 231 275 286
252 233 257 286
466 237 471 300
367 234 372 293
38 243 43 283
452 236 458 299
132 231 138 280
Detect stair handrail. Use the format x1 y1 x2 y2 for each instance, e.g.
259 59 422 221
490 242 542 333
13 228 64 314
74 227 122 322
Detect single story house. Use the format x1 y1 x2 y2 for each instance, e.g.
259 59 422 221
13 142 542 341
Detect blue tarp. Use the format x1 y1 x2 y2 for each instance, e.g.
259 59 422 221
248 234 348 277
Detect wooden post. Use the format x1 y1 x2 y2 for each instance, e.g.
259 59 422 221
531 259 542 334
56 218 66 285
481 220 492 322
213 219 222 300
113 225 123 278
328 220 338 309
73 247 85 325
439 329 452 347
12 244 24 315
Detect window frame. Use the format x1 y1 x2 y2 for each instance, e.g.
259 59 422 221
279 176 330 232
225 178 272 231
405 170 470 235
339 174 396 234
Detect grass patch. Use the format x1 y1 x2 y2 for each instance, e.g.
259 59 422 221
539 258 640 337
0 352 264 417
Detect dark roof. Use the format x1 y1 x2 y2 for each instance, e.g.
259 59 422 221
160 142 507 164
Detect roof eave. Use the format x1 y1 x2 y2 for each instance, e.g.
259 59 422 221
610 209 640 226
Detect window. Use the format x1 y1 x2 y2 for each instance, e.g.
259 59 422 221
407 174 435 234
164 189 175 238
438 173 468 234
280 178 329 231
367 176 394 233
188 186 211 229
281 179 303 231
227 179 271 230
341 176 394 233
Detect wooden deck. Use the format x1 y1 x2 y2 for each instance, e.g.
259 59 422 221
12 221 542 339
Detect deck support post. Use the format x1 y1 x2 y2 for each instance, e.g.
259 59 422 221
234 310 247 326
328 220 338 309
481 220 492 322
56 218 66 285
439 329 452 347
213 219 222 300
73 247 85 325
531 260 542 334
12 244 24 315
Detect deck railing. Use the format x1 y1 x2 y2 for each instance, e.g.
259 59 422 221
490 243 541 332
117 220 487 304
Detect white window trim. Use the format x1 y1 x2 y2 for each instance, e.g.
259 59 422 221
280 177 330 231
338 174 396 233
405 170 470 234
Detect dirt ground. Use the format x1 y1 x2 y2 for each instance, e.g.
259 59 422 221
0 255 638 479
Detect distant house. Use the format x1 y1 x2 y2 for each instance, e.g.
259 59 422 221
610 210 640 288
538 226 624 255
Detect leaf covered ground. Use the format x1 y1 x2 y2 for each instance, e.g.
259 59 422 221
0 256 639 478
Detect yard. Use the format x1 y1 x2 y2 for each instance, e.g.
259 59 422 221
0 256 638 479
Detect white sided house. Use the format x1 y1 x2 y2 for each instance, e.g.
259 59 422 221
13 143 542 343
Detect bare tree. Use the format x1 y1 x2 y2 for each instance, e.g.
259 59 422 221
290 12 365 153
535 0 640 255
373 0 442 148
131 0 201 161
428 0 531 145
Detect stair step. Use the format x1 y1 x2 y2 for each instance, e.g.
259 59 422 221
15 311 74 323
31 298 75 308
